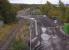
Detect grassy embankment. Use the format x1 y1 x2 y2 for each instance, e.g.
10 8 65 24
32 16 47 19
0 23 17 43
10 20 30 50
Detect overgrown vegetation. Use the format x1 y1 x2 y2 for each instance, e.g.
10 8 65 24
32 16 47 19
10 20 30 50
0 0 14 23
0 0 30 50
40 1 69 23
0 23 17 43
0 0 23 24
10 39 29 50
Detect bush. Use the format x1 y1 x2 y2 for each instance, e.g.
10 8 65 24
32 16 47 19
11 40 29 50
64 23 69 34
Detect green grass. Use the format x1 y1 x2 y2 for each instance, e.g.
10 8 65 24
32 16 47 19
64 23 69 34
10 40 29 50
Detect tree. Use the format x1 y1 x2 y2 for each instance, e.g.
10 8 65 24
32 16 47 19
65 7 69 22
40 1 58 18
59 0 69 23
0 0 17 23
40 1 51 16
59 0 66 22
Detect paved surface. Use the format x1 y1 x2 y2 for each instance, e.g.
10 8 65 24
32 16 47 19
29 15 69 50
15 8 69 50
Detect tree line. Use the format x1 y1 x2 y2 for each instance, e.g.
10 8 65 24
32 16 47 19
40 1 69 23
0 0 23 24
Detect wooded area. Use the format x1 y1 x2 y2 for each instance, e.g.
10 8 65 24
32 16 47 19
0 0 69 24
0 0 23 24
40 1 69 23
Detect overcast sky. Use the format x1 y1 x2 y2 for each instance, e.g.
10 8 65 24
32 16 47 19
9 0 69 4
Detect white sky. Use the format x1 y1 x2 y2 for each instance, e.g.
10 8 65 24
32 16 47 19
61 0 69 4
9 0 69 4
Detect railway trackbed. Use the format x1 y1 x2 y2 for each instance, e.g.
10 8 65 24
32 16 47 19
0 19 24 50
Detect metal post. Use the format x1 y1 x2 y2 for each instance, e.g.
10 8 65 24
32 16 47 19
34 20 38 35
29 22 32 50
